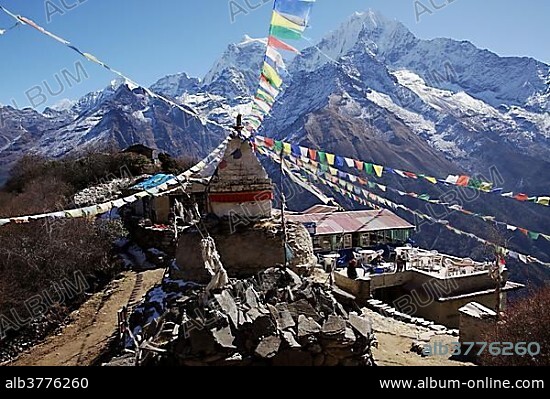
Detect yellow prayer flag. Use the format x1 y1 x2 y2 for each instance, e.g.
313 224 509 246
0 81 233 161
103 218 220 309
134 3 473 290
271 11 306 33
373 165 384 178
424 176 437 184
283 143 292 155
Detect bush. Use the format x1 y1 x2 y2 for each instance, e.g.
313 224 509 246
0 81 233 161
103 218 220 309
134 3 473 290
0 151 134 342
480 287 550 366
158 153 198 175
4 151 152 195
0 219 119 315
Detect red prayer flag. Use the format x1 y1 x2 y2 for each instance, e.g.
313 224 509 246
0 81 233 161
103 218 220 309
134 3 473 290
308 149 317 160
456 175 470 187
514 193 529 201
264 138 275 148
268 36 300 54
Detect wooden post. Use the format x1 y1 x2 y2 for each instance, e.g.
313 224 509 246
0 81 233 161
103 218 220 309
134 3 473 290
280 149 288 268
495 256 502 321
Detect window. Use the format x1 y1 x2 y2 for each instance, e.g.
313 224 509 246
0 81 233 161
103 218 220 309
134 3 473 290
313 237 321 250
320 236 332 251
343 234 352 249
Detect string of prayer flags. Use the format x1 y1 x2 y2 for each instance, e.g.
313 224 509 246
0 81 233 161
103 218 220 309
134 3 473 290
245 0 316 133
278 143 550 244
255 136 550 209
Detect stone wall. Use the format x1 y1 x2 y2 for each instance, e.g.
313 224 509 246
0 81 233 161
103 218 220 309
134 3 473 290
459 302 497 349
334 272 371 305
172 219 317 283
411 293 499 329
126 268 376 366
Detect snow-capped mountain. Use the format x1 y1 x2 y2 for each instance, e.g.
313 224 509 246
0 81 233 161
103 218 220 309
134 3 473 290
150 72 200 98
202 35 268 98
293 11 549 112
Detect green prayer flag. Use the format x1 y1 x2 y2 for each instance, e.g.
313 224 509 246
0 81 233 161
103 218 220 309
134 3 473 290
365 163 374 175
528 231 540 240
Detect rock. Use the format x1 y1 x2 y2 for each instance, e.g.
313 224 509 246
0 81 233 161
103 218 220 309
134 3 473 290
347 313 372 339
245 287 260 309
282 331 301 348
429 324 447 332
248 312 277 342
182 359 209 366
449 329 460 337
395 312 412 322
255 336 281 359
342 358 360 366
188 328 216 355
126 258 377 366
334 302 349 319
384 308 397 316
332 286 356 304
316 291 336 315
268 303 296 331
297 315 321 338
285 268 302 287
344 328 356 344
321 315 346 338
211 325 236 349
419 332 434 342
288 299 321 323
411 341 427 356
308 344 322 354
214 291 239 328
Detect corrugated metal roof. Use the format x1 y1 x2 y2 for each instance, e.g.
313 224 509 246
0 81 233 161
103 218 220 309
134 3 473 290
303 204 340 214
287 209 414 235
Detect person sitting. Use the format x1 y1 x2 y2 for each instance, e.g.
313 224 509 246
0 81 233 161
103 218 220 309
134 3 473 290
347 258 359 280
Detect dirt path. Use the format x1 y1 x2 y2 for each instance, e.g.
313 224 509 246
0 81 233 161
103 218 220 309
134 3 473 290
6 269 165 366
364 308 474 366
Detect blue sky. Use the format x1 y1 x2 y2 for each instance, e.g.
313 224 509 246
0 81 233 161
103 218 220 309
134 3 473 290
0 0 548 110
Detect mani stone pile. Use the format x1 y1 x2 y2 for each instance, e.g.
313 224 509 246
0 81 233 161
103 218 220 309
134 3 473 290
131 267 376 366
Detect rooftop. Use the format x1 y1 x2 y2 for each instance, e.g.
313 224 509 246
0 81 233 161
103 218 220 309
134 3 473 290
286 209 414 235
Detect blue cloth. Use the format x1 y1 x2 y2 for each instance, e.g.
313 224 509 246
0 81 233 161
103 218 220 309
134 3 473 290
275 0 315 23
132 174 175 190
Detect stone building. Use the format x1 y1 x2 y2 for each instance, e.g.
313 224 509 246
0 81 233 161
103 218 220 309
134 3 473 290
334 249 524 328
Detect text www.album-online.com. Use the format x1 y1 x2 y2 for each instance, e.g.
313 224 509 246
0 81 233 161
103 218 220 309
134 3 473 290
379 377 545 390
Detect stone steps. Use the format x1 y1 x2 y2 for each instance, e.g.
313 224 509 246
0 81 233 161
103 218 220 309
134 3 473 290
365 298 450 334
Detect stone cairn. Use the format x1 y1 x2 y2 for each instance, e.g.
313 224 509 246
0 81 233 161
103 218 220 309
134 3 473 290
126 267 377 366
